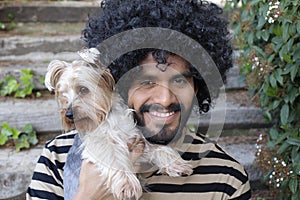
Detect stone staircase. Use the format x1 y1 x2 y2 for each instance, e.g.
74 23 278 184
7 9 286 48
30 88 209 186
0 1 269 199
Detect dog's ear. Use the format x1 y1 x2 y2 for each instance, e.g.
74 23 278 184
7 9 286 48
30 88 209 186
45 60 67 92
102 69 116 91
78 47 106 70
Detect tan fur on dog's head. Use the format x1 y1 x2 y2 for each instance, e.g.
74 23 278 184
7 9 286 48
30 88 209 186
45 48 115 133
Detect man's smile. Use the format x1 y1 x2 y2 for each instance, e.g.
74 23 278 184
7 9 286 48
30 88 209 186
149 110 175 118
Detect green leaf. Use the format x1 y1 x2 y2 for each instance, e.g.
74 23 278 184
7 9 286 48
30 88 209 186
22 124 34 134
267 54 275 63
15 140 30 152
7 13 14 20
36 92 42 98
277 141 290 154
264 111 272 121
270 74 277 88
272 100 281 109
1 123 12 137
0 134 8 145
286 138 300 147
297 20 300 34
269 128 279 140
11 128 21 140
279 43 289 62
290 65 298 82
282 22 290 43
280 104 289 125
249 0 261 6
247 31 254 45
274 69 284 85
257 15 266 30
15 135 30 152
14 90 27 98
283 54 293 63
28 135 38 145
261 30 270 41
289 178 298 194
264 84 278 97
252 45 266 58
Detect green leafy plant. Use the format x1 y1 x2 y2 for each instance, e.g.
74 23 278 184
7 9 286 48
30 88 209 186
225 0 300 199
0 13 16 31
0 69 41 98
0 123 38 152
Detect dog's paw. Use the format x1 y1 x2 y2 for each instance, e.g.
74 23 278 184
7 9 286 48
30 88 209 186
112 172 142 200
158 159 193 177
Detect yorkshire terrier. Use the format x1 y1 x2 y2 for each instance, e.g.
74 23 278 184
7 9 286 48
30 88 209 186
45 48 192 200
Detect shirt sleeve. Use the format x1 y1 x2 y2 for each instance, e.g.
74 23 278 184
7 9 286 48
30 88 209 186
229 180 251 200
26 136 71 200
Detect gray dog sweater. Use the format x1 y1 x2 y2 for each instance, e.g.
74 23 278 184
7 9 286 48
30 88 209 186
63 133 83 200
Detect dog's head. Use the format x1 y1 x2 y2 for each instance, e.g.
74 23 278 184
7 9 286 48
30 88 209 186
45 48 115 133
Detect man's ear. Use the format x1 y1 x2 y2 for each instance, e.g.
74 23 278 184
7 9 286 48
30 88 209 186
45 60 67 92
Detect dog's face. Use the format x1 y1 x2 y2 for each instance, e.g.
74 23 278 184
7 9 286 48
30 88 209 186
45 55 115 133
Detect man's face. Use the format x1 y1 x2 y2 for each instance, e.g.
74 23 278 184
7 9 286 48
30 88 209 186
127 53 197 144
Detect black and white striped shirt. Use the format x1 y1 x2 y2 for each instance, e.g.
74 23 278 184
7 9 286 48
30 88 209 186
26 129 251 200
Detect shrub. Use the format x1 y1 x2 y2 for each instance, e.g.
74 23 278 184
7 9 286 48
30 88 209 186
225 0 300 199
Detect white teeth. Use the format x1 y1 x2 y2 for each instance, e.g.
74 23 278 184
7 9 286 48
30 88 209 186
150 111 175 118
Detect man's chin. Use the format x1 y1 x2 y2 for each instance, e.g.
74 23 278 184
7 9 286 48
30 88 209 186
141 126 180 145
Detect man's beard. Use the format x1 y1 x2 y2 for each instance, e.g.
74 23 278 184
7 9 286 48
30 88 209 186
135 103 190 145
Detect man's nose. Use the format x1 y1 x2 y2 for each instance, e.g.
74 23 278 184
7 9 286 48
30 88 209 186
152 84 177 107
65 104 73 120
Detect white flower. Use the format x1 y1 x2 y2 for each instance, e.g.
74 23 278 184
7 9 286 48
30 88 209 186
276 183 280 187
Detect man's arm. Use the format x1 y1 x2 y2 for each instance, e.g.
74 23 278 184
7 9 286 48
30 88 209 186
26 146 65 200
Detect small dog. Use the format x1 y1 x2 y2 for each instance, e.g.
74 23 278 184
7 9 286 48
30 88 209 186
45 48 192 200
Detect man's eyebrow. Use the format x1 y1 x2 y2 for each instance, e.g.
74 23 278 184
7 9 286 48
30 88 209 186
173 71 193 78
134 74 157 81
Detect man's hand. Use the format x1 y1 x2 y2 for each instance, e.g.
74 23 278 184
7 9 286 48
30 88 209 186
73 160 115 200
73 137 145 200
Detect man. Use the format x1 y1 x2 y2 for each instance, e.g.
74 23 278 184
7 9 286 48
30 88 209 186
27 0 251 199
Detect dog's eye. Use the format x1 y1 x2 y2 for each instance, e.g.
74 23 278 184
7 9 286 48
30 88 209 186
79 87 89 95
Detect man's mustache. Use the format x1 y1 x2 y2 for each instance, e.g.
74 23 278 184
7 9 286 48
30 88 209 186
139 103 181 113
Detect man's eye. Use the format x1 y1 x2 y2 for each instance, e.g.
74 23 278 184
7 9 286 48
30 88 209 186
174 78 188 85
140 80 156 86
79 87 89 95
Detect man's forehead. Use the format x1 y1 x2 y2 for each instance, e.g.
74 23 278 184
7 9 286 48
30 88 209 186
141 53 190 72
137 62 191 75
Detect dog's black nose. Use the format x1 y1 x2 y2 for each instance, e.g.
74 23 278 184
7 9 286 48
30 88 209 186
65 107 73 120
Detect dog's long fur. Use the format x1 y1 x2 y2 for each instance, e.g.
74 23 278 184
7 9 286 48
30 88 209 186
45 48 192 200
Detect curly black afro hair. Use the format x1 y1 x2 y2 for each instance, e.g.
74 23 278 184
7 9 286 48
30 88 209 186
82 0 233 113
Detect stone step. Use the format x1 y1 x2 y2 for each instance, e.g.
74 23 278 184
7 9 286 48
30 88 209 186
0 35 84 57
0 134 262 200
0 1 99 23
0 0 227 24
